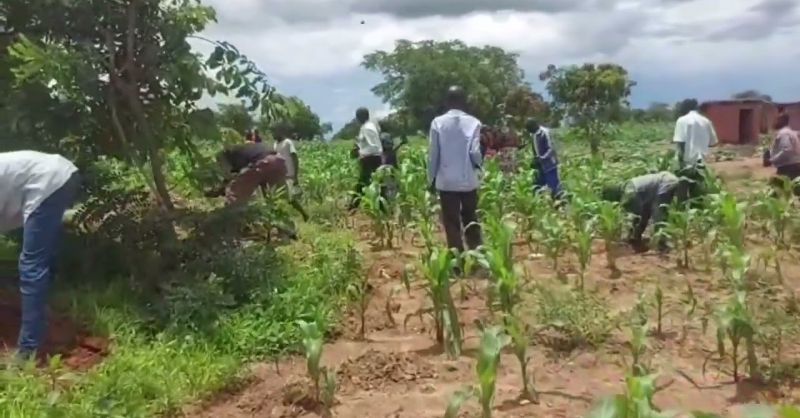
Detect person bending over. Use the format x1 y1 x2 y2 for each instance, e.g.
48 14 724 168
0 151 81 360
601 171 688 253
207 142 307 237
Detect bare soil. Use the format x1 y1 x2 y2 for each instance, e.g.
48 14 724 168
0 289 108 369
183 156 800 418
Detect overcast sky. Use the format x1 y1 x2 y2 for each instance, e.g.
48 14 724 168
190 0 800 130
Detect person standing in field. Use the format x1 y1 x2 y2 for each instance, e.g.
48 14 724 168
208 142 308 235
765 112 800 196
428 86 483 254
271 124 309 221
673 100 717 191
525 118 561 199
601 171 688 253
348 107 384 211
0 151 82 360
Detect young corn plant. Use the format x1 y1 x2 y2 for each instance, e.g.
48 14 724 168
406 246 462 359
584 374 671 418
707 247 761 382
297 319 336 410
572 216 596 290
361 170 395 248
475 218 537 402
596 200 625 272
444 325 510 418
347 264 372 340
539 210 569 276
753 190 793 282
659 199 698 269
621 310 651 377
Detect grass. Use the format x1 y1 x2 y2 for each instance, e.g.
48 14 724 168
0 222 361 417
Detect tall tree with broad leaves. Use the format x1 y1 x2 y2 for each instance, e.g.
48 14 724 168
540 63 635 155
362 39 526 131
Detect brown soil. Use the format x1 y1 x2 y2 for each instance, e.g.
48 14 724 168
0 290 108 369
184 157 800 418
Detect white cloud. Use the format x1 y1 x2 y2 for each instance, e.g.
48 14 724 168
192 0 798 79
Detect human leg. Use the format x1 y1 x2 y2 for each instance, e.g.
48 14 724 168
460 190 482 250
438 191 464 252
17 172 81 356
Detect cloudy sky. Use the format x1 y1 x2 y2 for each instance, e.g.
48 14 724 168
190 0 800 131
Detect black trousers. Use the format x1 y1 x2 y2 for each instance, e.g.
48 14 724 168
439 190 482 252
350 155 385 209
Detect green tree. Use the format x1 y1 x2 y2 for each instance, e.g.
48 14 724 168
321 122 333 136
217 102 255 133
539 63 635 155
3 0 284 210
362 39 526 131
332 119 360 140
501 85 551 132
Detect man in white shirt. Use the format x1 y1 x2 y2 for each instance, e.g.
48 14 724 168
0 151 81 359
428 86 483 253
673 100 717 168
269 123 309 221
348 107 384 210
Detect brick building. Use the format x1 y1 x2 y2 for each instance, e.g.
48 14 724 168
701 100 800 145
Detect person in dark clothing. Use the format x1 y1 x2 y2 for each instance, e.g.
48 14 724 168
525 118 562 202
379 132 408 200
207 143 308 237
253 129 263 143
349 107 385 211
428 86 483 253
765 112 800 196
602 171 688 253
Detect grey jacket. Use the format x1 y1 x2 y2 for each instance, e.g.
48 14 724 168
770 127 800 168
428 110 483 192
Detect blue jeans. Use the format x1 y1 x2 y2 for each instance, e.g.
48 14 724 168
533 167 561 197
17 172 81 355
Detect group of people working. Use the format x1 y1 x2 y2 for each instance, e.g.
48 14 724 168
0 93 797 362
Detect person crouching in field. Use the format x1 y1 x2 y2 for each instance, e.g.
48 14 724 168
525 118 562 200
206 142 308 238
0 151 81 361
764 112 800 196
602 171 688 253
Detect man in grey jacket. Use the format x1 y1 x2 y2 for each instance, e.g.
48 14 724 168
602 171 688 253
428 86 483 253
766 112 800 196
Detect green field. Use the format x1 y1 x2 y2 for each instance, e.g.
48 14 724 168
2 121 799 418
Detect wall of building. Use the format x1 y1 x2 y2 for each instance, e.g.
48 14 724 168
703 101 762 145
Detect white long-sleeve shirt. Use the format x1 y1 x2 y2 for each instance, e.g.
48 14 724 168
0 151 78 232
673 110 717 165
356 120 383 158
427 109 482 192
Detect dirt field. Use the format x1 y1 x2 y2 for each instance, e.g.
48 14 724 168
182 159 800 418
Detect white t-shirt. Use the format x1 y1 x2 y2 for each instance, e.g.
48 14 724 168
673 110 718 165
0 151 78 232
275 138 297 177
356 121 382 158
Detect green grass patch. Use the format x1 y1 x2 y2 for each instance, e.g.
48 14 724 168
0 223 360 418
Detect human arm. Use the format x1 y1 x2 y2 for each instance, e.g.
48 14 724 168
469 124 483 169
708 120 718 147
672 120 686 167
769 130 793 167
428 123 440 188
538 130 554 160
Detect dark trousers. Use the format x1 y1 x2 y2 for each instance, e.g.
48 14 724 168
771 163 800 196
624 190 674 249
350 155 384 209
439 190 481 252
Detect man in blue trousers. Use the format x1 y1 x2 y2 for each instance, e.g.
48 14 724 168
0 151 81 361
525 118 562 200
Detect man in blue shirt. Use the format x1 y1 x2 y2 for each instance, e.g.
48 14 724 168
526 118 561 200
428 86 483 253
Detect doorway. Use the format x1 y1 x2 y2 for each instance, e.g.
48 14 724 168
738 108 754 144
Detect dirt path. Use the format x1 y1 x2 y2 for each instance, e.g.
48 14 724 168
182 221 800 418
